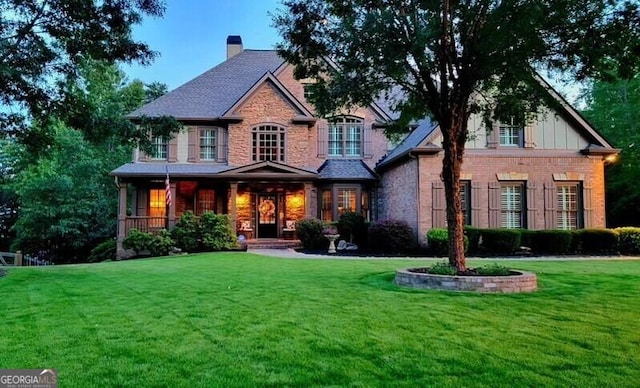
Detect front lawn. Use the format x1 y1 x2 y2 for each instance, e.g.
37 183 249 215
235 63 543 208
1 254 639 387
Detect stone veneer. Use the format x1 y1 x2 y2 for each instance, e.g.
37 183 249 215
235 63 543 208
395 268 538 293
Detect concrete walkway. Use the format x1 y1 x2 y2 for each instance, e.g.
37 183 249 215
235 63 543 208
247 248 640 261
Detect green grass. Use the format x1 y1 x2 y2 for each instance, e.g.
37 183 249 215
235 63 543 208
1 254 639 387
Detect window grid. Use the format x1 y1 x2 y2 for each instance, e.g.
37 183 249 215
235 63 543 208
329 117 363 157
197 189 215 215
501 184 523 229
321 189 332 222
149 189 166 227
200 128 217 160
557 184 579 230
151 137 168 159
337 188 357 216
499 117 523 147
252 125 285 162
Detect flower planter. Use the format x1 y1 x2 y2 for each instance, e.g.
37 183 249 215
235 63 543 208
394 268 537 293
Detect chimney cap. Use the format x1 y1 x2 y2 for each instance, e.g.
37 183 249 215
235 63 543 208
227 35 242 45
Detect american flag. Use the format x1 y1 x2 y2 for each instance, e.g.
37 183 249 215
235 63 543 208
165 169 172 207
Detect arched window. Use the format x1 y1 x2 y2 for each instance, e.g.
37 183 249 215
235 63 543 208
252 125 286 162
328 116 363 157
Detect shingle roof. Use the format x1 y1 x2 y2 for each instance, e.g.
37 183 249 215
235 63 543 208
111 163 233 177
128 50 285 119
317 159 377 180
375 118 438 170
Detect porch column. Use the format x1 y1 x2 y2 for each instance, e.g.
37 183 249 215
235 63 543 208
304 182 313 218
168 182 177 229
117 181 128 257
229 182 238 228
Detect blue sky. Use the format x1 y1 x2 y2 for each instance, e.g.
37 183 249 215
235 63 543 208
123 0 283 90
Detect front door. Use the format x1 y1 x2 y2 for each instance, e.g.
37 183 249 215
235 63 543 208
257 194 278 238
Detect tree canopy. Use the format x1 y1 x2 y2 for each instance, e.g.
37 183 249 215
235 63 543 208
0 0 166 136
275 0 640 270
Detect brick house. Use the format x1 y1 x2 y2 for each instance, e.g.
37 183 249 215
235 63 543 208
112 36 618 256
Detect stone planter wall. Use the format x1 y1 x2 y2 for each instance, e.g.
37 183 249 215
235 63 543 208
395 268 538 293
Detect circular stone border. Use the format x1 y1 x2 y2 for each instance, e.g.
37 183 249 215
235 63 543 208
395 268 538 293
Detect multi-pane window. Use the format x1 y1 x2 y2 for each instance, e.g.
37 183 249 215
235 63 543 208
499 117 523 147
252 125 285 162
197 189 215 215
151 137 168 159
337 188 357 216
557 184 581 230
321 189 332 222
329 117 363 157
460 181 471 225
501 183 524 228
199 128 217 160
149 189 166 227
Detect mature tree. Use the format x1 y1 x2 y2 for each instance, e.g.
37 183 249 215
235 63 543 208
0 0 166 137
583 76 640 226
275 0 640 271
144 81 169 104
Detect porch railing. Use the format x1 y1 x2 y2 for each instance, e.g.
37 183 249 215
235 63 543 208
124 217 168 234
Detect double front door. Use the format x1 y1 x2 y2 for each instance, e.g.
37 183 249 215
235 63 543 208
257 194 278 238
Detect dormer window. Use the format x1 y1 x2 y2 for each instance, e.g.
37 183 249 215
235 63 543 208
328 116 363 157
200 128 217 160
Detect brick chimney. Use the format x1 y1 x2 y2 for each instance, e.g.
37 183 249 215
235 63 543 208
226 35 243 59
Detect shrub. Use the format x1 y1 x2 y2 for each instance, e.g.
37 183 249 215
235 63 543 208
519 229 536 249
427 228 468 257
337 211 368 246
616 227 640 255
296 218 327 250
428 261 457 275
123 229 175 257
531 230 572 255
199 212 237 251
569 229 583 254
464 226 482 254
88 239 116 262
368 219 416 254
480 229 521 255
578 229 619 255
475 263 511 276
171 211 200 252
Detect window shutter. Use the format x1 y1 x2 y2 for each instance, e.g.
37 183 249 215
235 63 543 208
363 127 373 159
317 126 328 158
168 137 178 162
187 127 197 162
471 182 482 227
487 121 499 148
488 182 501 227
544 182 557 229
524 118 537 148
218 128 228 163
526 182 538 229
432 181 446 228
137 189 148 216
583 183 593 228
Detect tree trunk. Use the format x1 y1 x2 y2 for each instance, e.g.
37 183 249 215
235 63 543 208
440 113 468 272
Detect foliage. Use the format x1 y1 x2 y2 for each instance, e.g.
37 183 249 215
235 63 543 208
171 211 201 252
274 0 640 271
615 227 640 255
519 229 536 249
336 211 367 245
0 0 165 136
480 229 522 256
531 230 573 255
428 261 458 275
427 228 468 257
199 212 237 251
368 219 416 254
575 229 619 255
122 228 174 257
464 226 483 254
88 239 117 263
296 218 327 250
583 76 640 227
475 263 511 276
